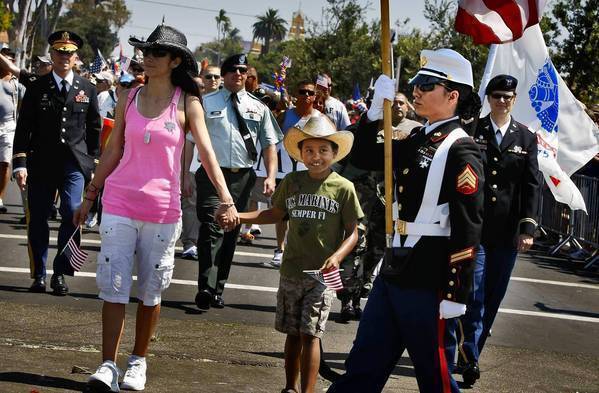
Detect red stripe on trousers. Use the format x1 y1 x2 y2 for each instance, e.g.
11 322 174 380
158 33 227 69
437 318 452 393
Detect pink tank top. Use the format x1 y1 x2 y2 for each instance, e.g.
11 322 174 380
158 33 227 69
102 86 184 223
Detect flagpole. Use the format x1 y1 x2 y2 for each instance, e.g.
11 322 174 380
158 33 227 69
478 44 498 101
380 0 394 249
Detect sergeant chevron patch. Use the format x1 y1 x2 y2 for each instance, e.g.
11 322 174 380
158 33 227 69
456 164 478 195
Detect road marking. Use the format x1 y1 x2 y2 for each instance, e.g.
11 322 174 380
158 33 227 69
0 266 597 323
0 233 271 260
1 233 598 290
0 267 278 293
498 308 599 324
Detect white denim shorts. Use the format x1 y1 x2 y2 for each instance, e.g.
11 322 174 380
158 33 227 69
0 121 16 163
96 213 182 306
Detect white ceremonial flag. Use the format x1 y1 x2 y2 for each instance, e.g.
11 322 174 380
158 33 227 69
480 24 599 212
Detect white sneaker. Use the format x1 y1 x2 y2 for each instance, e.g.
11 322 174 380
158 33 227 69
120 355 147 391
269 249 283 268
249 224 262 236
181 245 198 259
88 360 121 392
0 198 6 213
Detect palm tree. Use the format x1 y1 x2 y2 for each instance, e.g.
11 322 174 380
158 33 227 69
214 9 230 64
252 8 287 55
215 9 230 44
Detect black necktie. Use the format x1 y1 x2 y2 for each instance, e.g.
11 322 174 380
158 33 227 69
60 80 68 99
231 92 258 161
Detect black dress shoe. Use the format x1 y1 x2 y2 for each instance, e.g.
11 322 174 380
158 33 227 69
29 277 46 293
50 274 68 296
211 294 225 309
195 290 212 310
462 362 481 386
339 303 355 323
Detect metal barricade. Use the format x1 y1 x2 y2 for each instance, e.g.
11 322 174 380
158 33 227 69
538 175 599 270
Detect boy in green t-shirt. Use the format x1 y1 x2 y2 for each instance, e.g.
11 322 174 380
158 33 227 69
223 112 363 393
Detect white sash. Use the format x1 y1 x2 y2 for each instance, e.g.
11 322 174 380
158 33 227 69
393 127 469 248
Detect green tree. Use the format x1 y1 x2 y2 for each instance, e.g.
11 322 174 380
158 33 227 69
195 13 242 66
252 8 287 55
56 0 130 64
545 0 599 104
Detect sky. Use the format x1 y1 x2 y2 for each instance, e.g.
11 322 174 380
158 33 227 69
116 0 428 57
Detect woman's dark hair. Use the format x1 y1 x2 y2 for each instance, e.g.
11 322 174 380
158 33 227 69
298 138 339 153
445 80 482 135
169 49 200 97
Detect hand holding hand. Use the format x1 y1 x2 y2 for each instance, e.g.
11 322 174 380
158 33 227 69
215 203 239 231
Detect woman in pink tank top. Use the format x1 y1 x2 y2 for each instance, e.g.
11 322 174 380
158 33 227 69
74 25 238 392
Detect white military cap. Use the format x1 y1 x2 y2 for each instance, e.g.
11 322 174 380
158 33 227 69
409 48 473 88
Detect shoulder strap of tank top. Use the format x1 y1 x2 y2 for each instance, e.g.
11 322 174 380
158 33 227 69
125 86 142 118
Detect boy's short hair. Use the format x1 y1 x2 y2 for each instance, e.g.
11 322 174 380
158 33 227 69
296 79 315 90
298 138 339 153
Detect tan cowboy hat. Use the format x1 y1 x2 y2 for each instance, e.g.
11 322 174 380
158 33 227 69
283 111 354 164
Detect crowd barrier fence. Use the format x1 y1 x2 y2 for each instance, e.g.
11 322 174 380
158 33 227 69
538 174 599 270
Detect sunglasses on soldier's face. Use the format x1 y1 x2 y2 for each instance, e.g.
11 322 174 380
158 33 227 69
415 82 450 92
141 48 169 58
490 93 515 101
225 66 248 74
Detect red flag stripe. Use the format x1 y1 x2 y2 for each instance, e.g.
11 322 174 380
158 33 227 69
455 0 544 44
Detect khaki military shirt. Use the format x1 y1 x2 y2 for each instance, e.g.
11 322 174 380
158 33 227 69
203 88 283 168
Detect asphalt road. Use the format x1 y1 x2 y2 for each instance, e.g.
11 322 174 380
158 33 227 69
0 181 598 392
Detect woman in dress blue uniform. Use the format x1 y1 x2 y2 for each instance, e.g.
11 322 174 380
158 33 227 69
328 48 485 393
446 74 541 386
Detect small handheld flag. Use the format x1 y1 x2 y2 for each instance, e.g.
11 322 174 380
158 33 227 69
303 267 343 291
60 227 88 272
90 48 107 74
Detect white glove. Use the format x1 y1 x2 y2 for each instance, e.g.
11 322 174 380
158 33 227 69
439 299 467 319
366 74 396 122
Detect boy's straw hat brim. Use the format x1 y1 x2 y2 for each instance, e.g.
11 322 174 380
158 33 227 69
283 111 354 164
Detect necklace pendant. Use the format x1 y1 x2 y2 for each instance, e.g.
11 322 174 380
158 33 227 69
144 130 151 144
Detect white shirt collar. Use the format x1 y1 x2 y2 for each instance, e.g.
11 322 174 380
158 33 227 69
489 116 511 137
52 70 75 88
423 116 459 135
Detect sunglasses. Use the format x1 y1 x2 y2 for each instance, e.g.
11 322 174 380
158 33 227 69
491 93 515 101
415 82 451 92
55 49 75 56
142 48 169 58
298 89 316 97
204 74 220 80
225 66 248 74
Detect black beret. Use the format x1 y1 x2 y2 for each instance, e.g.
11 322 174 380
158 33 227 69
48 30 84 52
220 53 248 76
485 74 518 95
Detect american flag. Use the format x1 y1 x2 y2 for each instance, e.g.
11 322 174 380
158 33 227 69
62 236 89 272
303 267 343 291
90 48 107 74
455 0 546 45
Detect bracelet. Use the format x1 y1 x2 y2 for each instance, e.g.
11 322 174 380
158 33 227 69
220 202 236 208
84 196 96 202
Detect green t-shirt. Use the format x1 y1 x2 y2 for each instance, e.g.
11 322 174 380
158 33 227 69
272 170 364 279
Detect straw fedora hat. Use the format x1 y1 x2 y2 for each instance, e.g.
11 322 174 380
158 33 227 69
283 111 354 164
